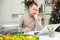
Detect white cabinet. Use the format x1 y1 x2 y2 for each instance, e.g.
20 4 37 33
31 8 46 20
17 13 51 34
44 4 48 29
0 0 12 22
11 0 25 13
11 0 25 22
0 0 1 22
0 0 25 23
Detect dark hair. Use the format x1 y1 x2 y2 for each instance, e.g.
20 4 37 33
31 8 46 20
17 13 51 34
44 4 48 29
28 2 38 8
25 1 38 9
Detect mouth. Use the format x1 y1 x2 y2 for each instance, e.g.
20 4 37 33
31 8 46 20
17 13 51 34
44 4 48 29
34 13 36 14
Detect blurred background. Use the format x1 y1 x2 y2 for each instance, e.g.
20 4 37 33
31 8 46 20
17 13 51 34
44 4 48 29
0 0 60 34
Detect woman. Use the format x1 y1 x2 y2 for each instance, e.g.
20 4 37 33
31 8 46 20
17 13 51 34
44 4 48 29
19 2 42 33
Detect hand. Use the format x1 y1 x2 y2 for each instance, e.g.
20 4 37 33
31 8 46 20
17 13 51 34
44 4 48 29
22 27 32 33
33 14 38 20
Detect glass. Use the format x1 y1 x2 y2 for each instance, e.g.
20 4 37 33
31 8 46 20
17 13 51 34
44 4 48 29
47 26 55 37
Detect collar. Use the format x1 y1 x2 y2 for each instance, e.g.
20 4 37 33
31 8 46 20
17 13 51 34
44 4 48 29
27 12 34 18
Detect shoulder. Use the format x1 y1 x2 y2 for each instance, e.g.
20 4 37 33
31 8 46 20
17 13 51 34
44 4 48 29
20 13 29 19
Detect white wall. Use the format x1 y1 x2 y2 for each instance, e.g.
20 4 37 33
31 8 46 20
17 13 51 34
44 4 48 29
0 0 1 22
0 0 25 22
1 0 12 22
35 0 45 6
12 0 25 13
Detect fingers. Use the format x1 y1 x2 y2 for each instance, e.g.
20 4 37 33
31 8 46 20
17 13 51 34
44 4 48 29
22 27 31 33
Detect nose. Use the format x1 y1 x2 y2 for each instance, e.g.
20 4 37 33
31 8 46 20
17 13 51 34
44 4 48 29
34 10 37 13
34 12 37 14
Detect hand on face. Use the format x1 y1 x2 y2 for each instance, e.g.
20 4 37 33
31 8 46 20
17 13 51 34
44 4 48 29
33 14 38 20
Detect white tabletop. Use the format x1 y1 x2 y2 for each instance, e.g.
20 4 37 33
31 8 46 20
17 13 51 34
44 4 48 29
39 32 60 40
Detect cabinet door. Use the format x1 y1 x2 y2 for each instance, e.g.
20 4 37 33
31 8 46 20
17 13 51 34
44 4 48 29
45 5 52 13
12 0 25 13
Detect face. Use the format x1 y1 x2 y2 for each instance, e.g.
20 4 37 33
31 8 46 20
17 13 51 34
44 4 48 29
29 4 38 16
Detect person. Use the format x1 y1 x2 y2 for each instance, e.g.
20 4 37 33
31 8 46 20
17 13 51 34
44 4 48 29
19 2 42 33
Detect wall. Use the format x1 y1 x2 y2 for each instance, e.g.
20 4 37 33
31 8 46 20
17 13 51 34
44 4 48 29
35 0 45 6
0 0 25 22
0 0 1 22
1 0 12 22
11 0 25 13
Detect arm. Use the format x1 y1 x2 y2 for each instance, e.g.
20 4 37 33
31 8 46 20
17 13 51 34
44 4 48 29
19 15 32 33
33 15 43 31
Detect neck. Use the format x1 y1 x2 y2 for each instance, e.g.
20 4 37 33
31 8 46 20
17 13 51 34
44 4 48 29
27 12 34 18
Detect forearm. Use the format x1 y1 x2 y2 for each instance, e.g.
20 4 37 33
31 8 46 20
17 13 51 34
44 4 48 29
34 18 43 31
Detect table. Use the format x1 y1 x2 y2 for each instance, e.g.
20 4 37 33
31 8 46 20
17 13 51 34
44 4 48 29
39 32 60 40
1 24 60 40
1 24 20 34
